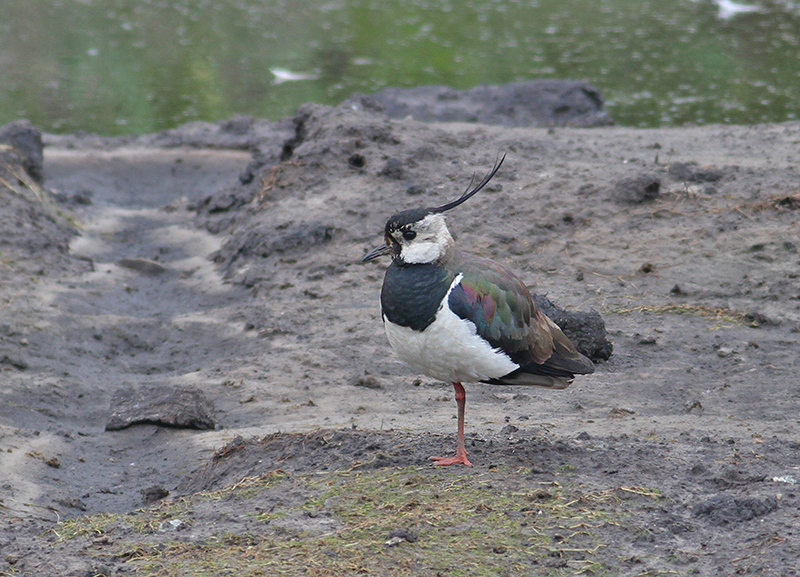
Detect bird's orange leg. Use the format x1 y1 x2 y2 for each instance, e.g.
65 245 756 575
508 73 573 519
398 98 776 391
430 382 472 466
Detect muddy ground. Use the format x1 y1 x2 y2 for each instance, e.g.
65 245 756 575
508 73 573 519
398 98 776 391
1 102 800 575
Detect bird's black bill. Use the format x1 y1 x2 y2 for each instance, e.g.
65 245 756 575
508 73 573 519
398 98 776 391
362 243 392 262
431 153 506 214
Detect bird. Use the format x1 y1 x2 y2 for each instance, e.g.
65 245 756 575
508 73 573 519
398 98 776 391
362 155 594 466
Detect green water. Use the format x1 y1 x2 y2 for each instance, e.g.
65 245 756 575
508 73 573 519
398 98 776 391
1 0 798 135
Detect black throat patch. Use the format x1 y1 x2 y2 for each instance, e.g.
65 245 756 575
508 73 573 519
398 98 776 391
380 261 454 332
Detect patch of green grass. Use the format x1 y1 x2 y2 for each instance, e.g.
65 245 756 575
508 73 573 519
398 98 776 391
50 467 666 576
51 471 289 538
53 512 119 542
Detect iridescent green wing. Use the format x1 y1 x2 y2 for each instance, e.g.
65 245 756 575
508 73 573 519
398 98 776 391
448 253 591 377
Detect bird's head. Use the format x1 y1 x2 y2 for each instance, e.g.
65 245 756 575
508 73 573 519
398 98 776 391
363 155 505 266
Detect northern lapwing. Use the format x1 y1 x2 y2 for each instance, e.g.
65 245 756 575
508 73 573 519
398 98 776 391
363 155 594 466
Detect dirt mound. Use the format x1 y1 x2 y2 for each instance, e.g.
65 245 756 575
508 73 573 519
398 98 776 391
0 127 82 279
2 103 800 575
345 79 614 128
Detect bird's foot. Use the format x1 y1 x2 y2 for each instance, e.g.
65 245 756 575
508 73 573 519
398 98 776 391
429 448 472 467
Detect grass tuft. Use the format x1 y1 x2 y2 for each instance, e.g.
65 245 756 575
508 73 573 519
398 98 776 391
49 467 666 576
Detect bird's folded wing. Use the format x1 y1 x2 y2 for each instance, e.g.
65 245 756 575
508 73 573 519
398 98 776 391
448 255 593 378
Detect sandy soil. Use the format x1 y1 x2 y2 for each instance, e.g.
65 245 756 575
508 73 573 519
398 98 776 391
1 104 800 575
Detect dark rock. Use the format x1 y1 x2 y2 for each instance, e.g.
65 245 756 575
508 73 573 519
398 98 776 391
379 158 406 180
116 257 169 275
689 463 707 475
693 495 778 525
141 485 170 504
613 174 661 204
775 195 800 210
0 119 44 183
346 80 613 128
105 384 216 431
534 294 613 361
348 153 366 169
743 310 780 327
55 497 88 511
385 529 418 545
350 372 383 389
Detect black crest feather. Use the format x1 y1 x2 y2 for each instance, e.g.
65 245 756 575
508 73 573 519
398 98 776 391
430 154 506 214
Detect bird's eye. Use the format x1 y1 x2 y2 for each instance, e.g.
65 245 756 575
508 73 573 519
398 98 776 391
402 230 417 241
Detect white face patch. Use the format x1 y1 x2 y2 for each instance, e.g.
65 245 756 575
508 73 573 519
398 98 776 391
398 213 454 264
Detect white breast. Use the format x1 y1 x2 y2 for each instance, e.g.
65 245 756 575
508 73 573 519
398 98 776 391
383 274 519 383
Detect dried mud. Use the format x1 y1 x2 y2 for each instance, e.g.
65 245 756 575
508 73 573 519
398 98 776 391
1 105 800 576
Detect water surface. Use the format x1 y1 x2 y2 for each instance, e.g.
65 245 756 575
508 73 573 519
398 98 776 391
1 0 797 134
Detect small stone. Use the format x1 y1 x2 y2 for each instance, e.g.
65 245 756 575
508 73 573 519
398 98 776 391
689 464 706 475
385 529 418 546
141 485 170 504
379 158 405 180
612 174 661 204
638 262 656 274
533 294 612 361
348 153 366 169
608 407 635 419
159 519 184 531
117 258 168 275
350 372 383 389
105 385 216 431
500 424 519 435
685 400 703 413
55 497 87 511
716 347 734 358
